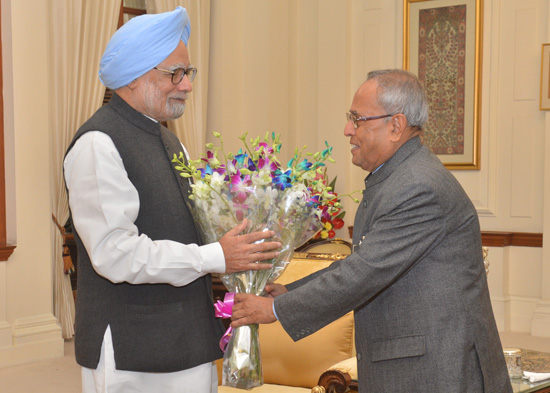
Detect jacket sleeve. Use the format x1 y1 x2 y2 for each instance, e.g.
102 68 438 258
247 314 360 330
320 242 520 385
275 175 447 341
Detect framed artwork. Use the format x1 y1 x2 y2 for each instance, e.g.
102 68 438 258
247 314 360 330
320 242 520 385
404 0 483 169
540 44 550 110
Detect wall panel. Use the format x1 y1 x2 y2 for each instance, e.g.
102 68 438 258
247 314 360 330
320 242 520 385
513 7 539 101
510 116 536 218
0 0 64 368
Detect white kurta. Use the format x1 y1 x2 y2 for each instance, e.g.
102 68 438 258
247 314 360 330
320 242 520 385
64 131 225 392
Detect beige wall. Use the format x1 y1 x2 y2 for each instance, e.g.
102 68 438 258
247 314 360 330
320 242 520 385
207 0 550 337
207 0 352 213
1 0 549 369
469 0 550 336
0 0 64 368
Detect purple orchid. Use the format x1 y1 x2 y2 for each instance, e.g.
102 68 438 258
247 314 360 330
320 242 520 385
230 173 252 204
256 157 278 173
256 142 274 155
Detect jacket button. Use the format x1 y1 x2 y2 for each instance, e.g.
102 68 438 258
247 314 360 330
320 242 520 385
357 353 362 361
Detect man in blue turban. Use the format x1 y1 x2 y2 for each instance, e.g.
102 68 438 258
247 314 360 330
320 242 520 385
64 7 280 393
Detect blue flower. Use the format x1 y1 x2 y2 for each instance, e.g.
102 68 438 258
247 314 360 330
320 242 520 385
233 152 248 169
247 160 257 172
273 169 292 190
287 157 295 168
296 159 312 171
321 141 333 159
307 194 321 208
198 164 213 178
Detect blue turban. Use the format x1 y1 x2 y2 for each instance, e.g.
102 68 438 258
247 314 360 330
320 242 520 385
99 6 191 90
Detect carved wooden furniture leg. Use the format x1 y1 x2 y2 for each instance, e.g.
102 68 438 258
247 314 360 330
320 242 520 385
313 369 353 393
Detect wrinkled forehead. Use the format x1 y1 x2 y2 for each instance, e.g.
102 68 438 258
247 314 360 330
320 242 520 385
350 80 381 113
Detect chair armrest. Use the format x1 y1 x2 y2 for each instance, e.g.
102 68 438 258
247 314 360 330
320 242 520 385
312 369 352 393
311 357 357 393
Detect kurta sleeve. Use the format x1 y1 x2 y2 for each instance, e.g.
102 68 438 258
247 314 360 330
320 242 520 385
64 131 226 286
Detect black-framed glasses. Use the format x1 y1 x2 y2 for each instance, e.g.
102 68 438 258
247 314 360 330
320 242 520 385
346 112 393 128
154 66 197 84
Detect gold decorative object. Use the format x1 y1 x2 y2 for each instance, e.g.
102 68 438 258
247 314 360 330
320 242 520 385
292 252 348 261
482 246 489 275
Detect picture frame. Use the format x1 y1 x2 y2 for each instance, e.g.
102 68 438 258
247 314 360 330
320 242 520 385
540 44 550 110
404 0 483 169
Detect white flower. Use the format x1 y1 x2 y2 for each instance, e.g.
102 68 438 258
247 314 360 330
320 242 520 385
286 183 308 201
253 186 278 210
210 172 226 193
301 170 316 181
195 197 209 212
226 162 237 175
192 180 211 200
251 169 273 186
209 202 221 216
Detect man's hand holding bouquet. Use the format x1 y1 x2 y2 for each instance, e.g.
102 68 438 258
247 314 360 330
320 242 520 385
173 132 357 389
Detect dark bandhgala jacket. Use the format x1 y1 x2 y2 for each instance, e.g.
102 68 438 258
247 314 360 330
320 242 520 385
65 93 224 373
275 137 512 393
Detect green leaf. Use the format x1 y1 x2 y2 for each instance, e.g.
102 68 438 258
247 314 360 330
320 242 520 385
328 176 337 189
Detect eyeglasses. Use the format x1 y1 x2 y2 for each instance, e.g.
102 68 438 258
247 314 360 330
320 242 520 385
154 66 197 84
346 112 393 128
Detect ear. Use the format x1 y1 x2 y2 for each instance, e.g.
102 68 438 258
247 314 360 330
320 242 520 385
389 114 408 142
127 78 139 90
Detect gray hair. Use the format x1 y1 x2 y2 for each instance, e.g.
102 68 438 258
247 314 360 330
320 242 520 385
366 69 429 129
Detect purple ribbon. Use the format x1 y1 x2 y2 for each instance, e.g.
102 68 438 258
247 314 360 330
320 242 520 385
214 292 235 352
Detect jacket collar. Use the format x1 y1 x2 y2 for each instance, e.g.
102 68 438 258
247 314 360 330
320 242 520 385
108 92 161 136
364 136 423 188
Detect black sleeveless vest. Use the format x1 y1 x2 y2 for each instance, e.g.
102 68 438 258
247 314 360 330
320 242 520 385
65 93 224 372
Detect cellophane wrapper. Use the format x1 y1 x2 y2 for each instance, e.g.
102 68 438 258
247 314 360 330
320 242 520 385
189 184 321 389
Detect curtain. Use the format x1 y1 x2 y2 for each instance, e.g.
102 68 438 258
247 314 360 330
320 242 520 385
48 0 121 338
147 0 211 159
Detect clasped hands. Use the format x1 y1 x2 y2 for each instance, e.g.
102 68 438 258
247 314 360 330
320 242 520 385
218 218 287 327
230 283 288 328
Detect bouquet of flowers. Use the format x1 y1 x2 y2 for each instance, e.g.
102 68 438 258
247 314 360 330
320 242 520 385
173 132 345 389
312 174 346 240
